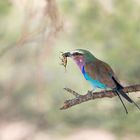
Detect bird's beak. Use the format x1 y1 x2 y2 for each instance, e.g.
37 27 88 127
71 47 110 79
62 52 72 57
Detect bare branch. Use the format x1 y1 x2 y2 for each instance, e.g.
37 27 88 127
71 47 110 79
60 84 140 110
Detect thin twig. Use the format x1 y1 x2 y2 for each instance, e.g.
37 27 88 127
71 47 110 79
60 84 140 110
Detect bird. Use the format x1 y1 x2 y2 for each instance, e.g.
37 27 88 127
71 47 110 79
63 49 140 114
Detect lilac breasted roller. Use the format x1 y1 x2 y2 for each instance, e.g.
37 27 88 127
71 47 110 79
63 49 140 113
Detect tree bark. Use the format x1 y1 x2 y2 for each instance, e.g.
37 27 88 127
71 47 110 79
60 84 140 110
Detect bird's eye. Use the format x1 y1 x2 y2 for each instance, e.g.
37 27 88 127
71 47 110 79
73 52 82 56
74 52 79 55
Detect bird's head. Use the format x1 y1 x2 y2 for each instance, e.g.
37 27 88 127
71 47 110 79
63 49 95 61
62 49 95 69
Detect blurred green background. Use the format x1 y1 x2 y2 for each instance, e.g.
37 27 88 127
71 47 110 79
0 0 140 140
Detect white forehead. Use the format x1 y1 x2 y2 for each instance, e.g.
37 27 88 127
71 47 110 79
71 50 84 54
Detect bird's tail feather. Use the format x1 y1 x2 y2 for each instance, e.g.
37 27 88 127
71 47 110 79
115 90 128 114
112 76 140 110
119 90 140 110
118 89 132 103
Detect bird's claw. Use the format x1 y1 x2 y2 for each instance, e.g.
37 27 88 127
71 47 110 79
87 91 93 98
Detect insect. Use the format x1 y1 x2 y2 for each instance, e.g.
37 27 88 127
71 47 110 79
60 52 68 71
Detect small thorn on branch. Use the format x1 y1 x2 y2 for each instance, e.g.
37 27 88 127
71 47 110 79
60 84 140 110
64 88 82 98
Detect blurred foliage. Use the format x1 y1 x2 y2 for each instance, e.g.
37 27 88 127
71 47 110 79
60 0 140 83
0 0 11 16
0 0 140 139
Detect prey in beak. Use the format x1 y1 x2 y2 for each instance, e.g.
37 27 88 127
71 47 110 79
60 52 70 70
60 50 84 70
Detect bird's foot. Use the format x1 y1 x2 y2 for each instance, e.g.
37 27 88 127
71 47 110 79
88 89 95 93
87 90 93 98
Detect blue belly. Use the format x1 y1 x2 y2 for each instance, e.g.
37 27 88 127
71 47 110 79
82 66 107 89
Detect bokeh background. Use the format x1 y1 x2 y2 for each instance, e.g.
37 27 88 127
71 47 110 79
0 0 140 140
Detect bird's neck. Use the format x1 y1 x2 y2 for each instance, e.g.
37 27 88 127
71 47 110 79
73 57 85 71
